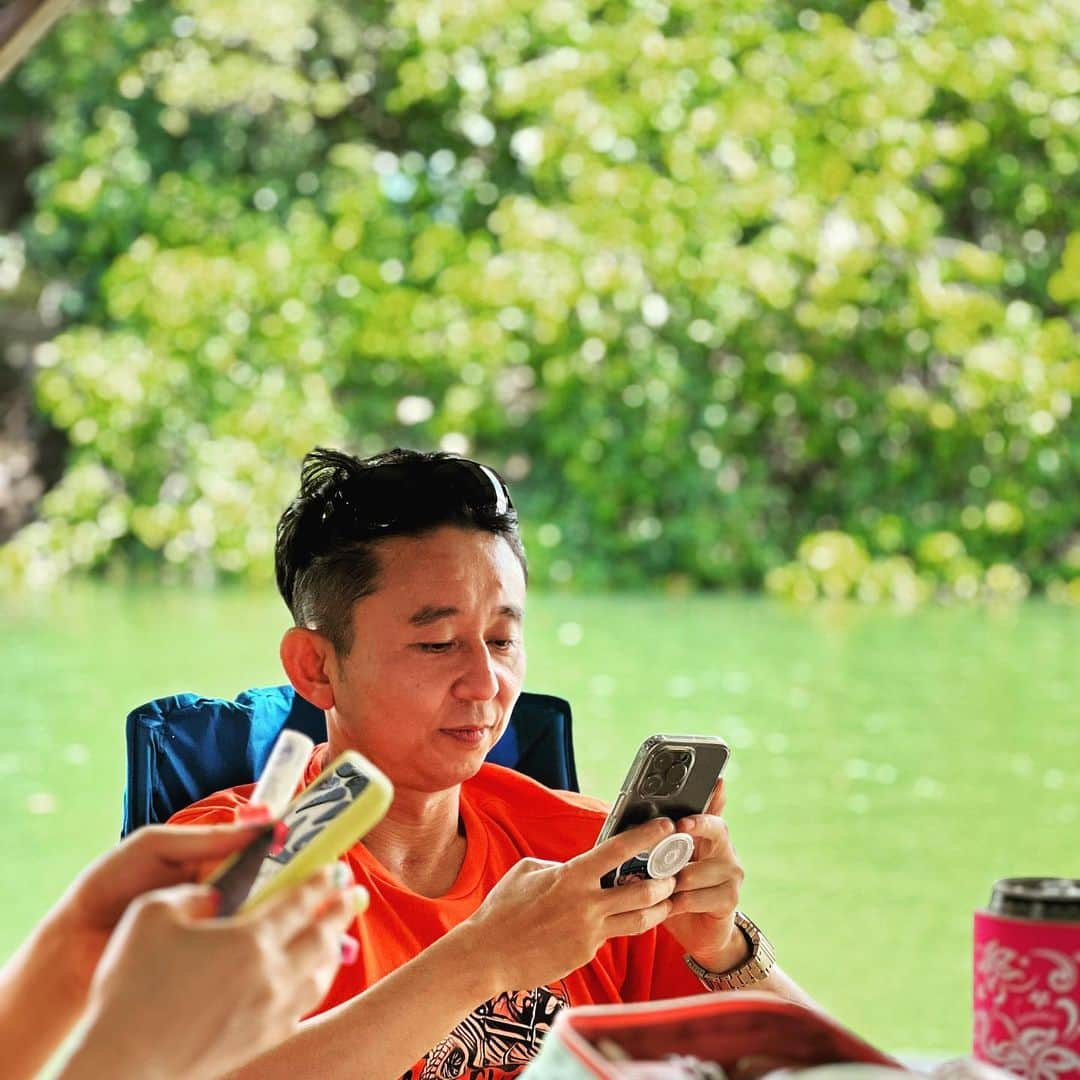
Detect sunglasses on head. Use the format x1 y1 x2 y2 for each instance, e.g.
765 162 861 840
317 455 514 536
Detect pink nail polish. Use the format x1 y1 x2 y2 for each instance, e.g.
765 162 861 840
268 820 289 855
339 934 360 965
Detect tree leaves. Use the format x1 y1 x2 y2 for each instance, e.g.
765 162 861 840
0 0 1076 601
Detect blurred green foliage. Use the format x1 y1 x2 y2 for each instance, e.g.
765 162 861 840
1 0 1077 601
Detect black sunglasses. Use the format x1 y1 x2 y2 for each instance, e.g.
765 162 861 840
317 455 514 536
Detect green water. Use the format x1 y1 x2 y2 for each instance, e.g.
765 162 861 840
2 584 1077 1053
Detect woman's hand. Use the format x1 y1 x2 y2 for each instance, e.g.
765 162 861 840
54 823 274 995
1 822 285 1079
62 866 359 1080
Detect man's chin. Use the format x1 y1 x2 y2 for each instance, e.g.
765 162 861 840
408 758 487 796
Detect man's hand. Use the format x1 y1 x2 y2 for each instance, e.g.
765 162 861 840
463 817 680 994
663 779 749 973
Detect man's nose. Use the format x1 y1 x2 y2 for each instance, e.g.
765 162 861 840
453 643 500 701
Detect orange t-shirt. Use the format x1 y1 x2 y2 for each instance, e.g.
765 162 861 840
169 749 705 1078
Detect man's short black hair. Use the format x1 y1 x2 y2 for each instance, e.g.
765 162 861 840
275 446 526 655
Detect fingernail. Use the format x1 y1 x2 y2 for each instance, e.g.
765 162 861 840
268 820 289 855
339 934 360 965
331 862 353 890
352 885 370 916
237 804 272 825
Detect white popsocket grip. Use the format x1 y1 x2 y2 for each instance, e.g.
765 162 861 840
646 832 695 878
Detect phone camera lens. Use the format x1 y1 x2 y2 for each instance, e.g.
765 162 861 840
652 751 673 772
667 763 689 789
641 773 664 796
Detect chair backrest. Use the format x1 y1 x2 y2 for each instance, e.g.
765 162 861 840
122 686 578 836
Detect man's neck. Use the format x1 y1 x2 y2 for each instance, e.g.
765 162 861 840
359 784 467 898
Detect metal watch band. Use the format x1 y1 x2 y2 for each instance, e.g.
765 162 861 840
683 911 776 991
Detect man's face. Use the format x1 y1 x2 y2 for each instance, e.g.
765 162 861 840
326 525 527 793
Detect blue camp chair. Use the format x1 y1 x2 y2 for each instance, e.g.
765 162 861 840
121 686 578 836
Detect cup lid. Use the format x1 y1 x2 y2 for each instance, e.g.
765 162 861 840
989 877 1080 921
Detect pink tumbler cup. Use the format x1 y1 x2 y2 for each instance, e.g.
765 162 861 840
973 877 1080 1079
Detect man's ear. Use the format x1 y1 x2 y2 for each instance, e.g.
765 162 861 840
280 627 337 711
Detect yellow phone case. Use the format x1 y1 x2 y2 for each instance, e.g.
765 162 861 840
241 750 393 911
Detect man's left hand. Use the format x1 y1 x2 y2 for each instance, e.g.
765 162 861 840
662 779 748 973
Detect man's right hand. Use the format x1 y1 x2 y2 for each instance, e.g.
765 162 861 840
463 817 679 995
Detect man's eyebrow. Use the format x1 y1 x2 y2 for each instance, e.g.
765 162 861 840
407 604 524 626
408 605 459 626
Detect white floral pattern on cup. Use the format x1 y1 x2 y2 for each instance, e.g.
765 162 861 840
974 938 1080 1080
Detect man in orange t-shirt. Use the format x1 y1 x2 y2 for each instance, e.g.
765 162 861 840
170 447 815 1079
172 758 707 1076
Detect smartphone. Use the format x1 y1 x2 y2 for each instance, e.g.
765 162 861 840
208 750 393 914
595 734 730 845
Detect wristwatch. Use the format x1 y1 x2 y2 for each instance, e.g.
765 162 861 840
683 911 776 991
